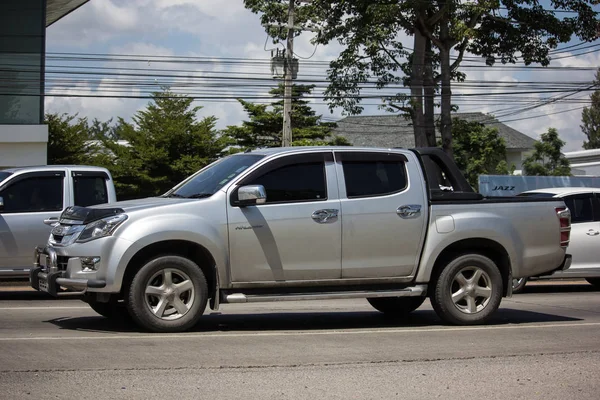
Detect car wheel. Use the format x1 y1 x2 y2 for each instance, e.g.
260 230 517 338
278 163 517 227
511 277 528 294
585 278 600 288
127 255 208 333
431 253 503 325
367 296 426 316
86 300 129 320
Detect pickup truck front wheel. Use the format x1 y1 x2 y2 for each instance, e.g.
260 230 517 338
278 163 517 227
85 299 129 320
367 297 426 316
431 254 503 325
127 256 208 333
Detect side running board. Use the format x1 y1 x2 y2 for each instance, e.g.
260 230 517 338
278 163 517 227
223 285 427 304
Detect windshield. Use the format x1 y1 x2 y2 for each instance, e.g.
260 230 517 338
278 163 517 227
0 171 12 183
164 154 264 199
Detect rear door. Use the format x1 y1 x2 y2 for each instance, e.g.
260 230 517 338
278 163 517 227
335 151 428 278
0 171 66 274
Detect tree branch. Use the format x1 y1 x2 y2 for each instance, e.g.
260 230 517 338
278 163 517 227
387 103 414 115
449 37 469 73
417 15 443 49
378 41 403 67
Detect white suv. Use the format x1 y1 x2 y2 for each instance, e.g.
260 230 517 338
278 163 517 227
514 187 600 292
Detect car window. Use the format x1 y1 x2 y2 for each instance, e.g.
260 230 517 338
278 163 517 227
74 176 108 207
341 159 407 198
563 194 594 223
245 162 327 204
0 171 12 182
0 176 64 213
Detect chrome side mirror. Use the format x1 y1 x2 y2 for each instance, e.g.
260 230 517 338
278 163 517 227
237 185 267 206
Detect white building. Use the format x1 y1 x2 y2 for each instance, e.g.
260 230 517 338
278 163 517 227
0 0 89 169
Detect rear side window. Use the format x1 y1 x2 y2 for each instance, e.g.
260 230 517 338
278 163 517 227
74 176 109 207
337 153 407 198
563 194 595 223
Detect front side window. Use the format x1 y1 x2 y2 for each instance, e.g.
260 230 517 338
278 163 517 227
0 176 64 213
74 176 108 207
563 194 594 223
166 154 265 199
339 153 407 198
245 162 327 203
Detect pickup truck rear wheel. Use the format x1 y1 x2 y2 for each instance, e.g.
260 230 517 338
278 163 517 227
367 297 426 316
431 254 503 325
127 256 208 333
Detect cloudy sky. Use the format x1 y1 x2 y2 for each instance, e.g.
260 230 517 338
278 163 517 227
45 0 600 152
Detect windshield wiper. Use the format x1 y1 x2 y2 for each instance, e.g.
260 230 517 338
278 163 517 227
186 193 213 199
165 193 186 198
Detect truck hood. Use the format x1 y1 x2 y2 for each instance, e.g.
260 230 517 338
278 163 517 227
60 197 195 225
93 197 193 213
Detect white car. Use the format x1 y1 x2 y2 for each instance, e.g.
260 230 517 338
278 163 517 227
514 187 600 292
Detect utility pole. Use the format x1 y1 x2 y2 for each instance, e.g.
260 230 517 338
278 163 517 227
282 0 295 147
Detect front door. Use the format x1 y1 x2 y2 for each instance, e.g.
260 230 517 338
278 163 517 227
227 152 341 283
335 151 427 278
562 193 600 272
0 172 66 274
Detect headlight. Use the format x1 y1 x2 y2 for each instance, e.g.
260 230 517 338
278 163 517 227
76 214 128 243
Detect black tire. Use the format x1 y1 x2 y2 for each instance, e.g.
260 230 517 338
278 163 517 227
367 297 426 316
511 277 528 294
126 255 208 333
86 300 130 320
585 278 600 288
431 254 503 325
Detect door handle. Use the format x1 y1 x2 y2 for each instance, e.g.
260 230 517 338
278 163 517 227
43 217 59 226
586 229 599 236
397 205 421 219
311 209 339 223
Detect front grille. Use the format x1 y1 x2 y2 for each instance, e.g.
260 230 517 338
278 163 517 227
57 256 70 271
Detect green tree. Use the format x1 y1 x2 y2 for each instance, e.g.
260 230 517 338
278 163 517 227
45 112 97 165
450 118 514 190
225 84 350 150
582 69 600 149
523 128 571 176
97 89 229 199
244 1 599 157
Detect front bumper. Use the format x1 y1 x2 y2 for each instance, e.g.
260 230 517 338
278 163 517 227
30 246 106 297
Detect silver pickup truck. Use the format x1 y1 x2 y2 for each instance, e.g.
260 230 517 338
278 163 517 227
30 147 572 332
0 165 116 278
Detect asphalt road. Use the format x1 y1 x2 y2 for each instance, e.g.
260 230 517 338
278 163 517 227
0 281 598 399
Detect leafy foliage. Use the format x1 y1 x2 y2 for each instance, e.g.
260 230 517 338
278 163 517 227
224 84 350 150
96 90 229 199
523 128 571 176
449 118 514 189
244 0 599 156
582 69 600 150
46 113 97 165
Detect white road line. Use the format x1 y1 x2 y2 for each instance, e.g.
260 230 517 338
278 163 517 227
0 322 599 341
0 306 88 310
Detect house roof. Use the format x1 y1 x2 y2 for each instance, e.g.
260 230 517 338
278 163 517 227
333 112 537 150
